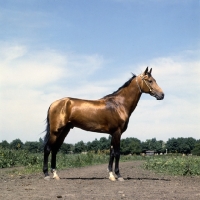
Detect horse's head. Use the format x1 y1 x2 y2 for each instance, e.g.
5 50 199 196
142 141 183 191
137 67 164 100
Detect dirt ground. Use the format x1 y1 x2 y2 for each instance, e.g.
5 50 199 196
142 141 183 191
0 161 200 200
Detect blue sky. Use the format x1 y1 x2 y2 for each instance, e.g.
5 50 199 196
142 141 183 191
0 0 199 144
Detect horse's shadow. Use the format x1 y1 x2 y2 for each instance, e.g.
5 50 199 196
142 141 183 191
60 177 171 181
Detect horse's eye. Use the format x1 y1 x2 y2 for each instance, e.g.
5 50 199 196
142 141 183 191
149 80 153 83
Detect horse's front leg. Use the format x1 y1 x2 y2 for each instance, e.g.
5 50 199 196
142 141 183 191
108 133 124 181
51 150 60 180
108 145 116 181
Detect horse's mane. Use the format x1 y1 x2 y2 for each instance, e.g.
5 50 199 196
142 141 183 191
102 74 137 99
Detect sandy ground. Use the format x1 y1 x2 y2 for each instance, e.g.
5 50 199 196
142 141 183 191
0 161 200 200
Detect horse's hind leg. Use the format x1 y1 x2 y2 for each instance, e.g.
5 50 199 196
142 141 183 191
50 125 71 180
43 98 72 180
43 133 57 180
43 145 51 180
43 118 52 180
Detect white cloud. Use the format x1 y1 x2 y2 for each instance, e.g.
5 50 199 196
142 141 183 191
0 45 66 88
0 44 27 61
66 54 104 77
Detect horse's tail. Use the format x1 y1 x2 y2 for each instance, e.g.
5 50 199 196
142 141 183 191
43 107 50 148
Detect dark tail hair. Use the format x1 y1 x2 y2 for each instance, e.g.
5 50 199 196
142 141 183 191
43 108 50 147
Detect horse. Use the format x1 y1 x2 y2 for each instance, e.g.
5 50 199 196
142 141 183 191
43 67 164 181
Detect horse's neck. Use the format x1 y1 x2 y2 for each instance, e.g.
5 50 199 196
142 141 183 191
119 82 142 116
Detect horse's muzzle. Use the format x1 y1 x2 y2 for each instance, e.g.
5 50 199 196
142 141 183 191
156 93 164 100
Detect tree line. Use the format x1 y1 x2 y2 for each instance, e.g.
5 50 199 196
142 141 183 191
0 136 200 155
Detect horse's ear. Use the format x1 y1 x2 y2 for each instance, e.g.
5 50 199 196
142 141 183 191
144 67 148 75
149 68 152 74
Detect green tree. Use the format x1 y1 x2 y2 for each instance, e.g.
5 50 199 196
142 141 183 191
141 138 164 153
10 139 24 150
121 138 131 154
177 138 189 154
166 137 196 154
141 141 149 153
87 139 100 153
130 139 142 154
60 143 73 154
39 137 44 145
24 141 42 153
99 137 110 150
185 137 196 152
0 140 10 149
121 137 141 155
166 138 179 153
74 141 87 153
179 142 190 154
192 140 200 156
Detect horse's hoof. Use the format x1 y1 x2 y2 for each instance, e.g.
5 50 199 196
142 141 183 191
109 172 116 181
51 169 60 180
53 171 60 180
44 176 51 181
118 177 124 181
53 175 60 180
109 176 116 181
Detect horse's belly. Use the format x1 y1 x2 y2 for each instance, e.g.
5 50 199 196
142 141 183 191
71 118 110 133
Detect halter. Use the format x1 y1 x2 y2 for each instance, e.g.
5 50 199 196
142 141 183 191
136 74 153 93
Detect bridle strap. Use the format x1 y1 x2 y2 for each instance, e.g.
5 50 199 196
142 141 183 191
136 75 153 93
143 79 152 92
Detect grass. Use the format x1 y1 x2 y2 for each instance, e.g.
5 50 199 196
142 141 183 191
1 148 200 176
143 155 200 176
0 148 145 175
